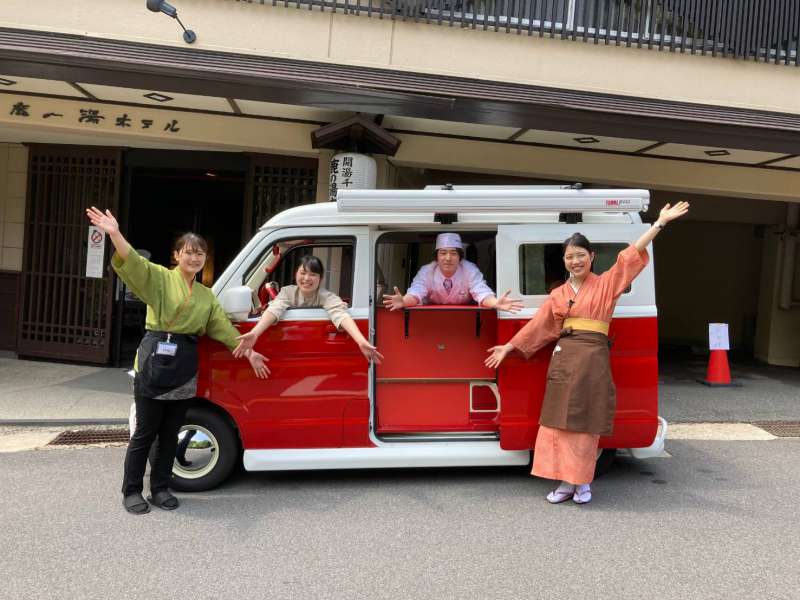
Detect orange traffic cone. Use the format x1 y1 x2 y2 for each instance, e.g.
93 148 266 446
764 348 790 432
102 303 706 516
700 349 738 387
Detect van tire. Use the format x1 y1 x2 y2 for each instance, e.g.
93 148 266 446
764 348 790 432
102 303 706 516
594 449 616 478
169 407 240 492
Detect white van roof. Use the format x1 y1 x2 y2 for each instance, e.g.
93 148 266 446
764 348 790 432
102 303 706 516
260 187 648 229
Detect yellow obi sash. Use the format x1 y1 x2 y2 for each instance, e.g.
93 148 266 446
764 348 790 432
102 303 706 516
563 317 610 336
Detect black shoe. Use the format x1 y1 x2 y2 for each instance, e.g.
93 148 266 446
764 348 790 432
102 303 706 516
123 493 151 515
147 490 180 510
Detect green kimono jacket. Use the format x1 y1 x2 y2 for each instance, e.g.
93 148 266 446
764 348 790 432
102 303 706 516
112 249 239 384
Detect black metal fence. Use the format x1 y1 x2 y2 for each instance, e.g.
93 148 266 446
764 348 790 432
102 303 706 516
238 0 800 66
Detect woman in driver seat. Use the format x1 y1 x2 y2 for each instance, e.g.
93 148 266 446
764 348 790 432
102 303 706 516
233 255 384 364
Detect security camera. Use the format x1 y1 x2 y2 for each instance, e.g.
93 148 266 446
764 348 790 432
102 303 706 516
146 0 197 44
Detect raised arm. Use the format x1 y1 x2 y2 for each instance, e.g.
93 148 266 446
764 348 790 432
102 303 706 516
232 288 292 357
207 300 270 378
339 316 384 364
382 286 420 311
383 264 430 311
86 207 131 260
232 310 279 357
481 290 524 313
633 201 690 252
486 296 560 368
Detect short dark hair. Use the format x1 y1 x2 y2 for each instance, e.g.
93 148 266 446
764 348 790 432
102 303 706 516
297 254 325 278
434 247 465 260
562 233 593 255
174 232 208 254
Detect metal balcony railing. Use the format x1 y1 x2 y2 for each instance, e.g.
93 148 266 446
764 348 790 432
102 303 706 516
237 0 800 66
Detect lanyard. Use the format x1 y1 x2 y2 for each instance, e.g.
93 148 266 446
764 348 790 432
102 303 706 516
566 278 583 317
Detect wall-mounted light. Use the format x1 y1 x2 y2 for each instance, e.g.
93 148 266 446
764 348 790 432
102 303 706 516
146 0 197 44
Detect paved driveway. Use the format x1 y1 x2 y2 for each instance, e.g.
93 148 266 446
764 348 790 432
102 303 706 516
3 439 799 600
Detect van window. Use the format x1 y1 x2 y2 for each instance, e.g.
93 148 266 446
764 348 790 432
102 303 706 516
376 231 496 303
244 237 355 313
519 243 629 295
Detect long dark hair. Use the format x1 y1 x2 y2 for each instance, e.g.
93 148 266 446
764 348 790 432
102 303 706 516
297 254 325 278
562 233 593 255
562 233 594 275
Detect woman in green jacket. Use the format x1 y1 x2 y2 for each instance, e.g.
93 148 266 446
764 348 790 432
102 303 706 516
86 207 269 515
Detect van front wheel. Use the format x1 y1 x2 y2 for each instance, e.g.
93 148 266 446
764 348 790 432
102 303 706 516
169 407 239 492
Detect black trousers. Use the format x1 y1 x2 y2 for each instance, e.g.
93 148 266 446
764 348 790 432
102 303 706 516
121 390 191 497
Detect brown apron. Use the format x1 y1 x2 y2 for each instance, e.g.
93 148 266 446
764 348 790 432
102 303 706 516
539 329 616 436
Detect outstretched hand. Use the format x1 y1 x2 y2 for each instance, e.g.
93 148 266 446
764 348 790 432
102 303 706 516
233 330 258 358
85 207 120 236
358 341 385 365
247 350 270 379
485 343 514 369
382 287 406 311
495 290 524 313
659 201 690 224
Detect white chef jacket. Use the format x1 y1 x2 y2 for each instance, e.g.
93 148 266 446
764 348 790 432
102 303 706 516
406 260 495 305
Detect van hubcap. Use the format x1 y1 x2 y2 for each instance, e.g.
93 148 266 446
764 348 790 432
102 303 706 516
172 425 219 479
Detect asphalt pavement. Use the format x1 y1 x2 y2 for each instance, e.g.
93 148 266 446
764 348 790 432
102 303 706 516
2 440 799 600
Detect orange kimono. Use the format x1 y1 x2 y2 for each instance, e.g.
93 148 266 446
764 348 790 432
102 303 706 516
509 244 649 484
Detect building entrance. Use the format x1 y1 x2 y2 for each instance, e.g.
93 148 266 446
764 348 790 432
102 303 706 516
116 165 246 366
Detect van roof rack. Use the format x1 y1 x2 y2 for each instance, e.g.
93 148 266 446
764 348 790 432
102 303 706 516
337 188 649 215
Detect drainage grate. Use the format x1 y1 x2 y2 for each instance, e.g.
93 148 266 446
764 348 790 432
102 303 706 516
753 421 800 438
48 429 130 445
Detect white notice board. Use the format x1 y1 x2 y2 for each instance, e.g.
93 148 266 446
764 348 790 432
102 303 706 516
708 323 730 351
86 226 106 278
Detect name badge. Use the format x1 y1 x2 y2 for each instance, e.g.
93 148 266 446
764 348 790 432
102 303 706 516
156 342 178 356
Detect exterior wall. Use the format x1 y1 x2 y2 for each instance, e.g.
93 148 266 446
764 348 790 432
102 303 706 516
0 94 318 157
0 143 25 351
0 143 26 272
1 0 799 116
754 222 800 367
4 94 800 203
646 194 785 354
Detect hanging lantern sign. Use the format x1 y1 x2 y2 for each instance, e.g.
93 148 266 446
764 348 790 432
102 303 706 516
329 152 377 202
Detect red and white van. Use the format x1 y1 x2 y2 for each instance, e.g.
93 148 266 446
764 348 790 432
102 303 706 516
169 186 667 491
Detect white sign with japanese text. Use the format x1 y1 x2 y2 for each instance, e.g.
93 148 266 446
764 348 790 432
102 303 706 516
708 323 730 351
86 226 106 279
329 153 377 202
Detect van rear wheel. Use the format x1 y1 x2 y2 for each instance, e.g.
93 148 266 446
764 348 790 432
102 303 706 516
169 407 239 492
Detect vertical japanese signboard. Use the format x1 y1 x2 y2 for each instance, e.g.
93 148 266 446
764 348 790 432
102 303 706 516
86 226 106 278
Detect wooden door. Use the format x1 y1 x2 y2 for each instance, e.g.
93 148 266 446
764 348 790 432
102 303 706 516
244 154 318 239
17 145 121 363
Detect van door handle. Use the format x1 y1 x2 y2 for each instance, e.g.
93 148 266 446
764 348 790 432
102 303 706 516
325 325 345 337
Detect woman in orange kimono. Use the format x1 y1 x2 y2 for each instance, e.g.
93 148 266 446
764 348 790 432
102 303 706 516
486 202 689 505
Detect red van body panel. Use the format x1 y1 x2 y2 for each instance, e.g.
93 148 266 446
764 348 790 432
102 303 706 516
374 307 499 434
198 318 372 450
497 315 659 450
197 312 657 452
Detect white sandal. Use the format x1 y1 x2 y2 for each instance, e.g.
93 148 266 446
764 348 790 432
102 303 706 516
546 483 575 504
572 484 592 504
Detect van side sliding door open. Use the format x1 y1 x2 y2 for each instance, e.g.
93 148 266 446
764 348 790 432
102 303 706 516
372 230 502 441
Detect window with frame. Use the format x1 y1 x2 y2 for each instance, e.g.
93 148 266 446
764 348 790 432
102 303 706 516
519 242 629 295
244 237 355 314
376 231 497 304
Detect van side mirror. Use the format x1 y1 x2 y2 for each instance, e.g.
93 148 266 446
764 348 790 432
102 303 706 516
221 286 253 322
